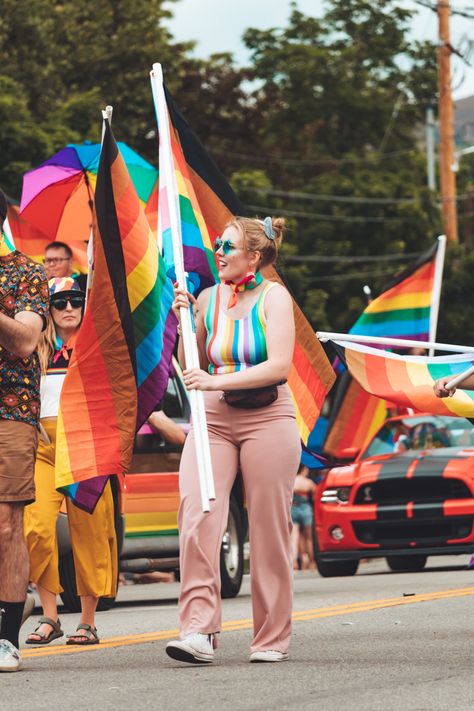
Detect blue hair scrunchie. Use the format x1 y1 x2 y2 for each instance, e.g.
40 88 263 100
263 216 276 240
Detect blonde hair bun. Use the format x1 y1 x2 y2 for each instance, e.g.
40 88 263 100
225 215 284 269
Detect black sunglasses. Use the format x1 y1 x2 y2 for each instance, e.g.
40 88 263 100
51 296 85 311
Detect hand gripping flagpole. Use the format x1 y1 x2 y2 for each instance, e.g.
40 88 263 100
446 365 474 391
150 63 215 513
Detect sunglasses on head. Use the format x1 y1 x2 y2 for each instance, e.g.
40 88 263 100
51 296 85 311
213 237 238 256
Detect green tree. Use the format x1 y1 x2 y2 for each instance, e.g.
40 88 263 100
233 0 443 330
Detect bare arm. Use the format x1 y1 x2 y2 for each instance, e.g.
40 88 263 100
147 411 186 446
0 311 44 358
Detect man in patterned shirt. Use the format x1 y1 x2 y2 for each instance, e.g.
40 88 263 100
0 189 49 672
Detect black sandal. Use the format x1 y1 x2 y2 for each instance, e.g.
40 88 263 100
25 616 64 645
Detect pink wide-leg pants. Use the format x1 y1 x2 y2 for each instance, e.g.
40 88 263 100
177 385 301 653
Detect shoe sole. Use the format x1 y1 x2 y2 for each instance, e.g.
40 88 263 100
166 644 213 665
250 655 289 663
0 662 22 672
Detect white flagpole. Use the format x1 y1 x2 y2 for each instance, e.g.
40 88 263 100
150 63 215 512
316 331 474 354
446 365 474 390
428 234 447 356
85 106 113 308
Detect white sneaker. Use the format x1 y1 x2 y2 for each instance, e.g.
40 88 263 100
166 633 214 664
249 650 289 663
0 639 22 672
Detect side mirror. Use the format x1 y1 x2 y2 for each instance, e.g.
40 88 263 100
339 446 360 460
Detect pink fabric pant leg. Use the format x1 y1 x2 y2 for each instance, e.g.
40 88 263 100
177 387 300 652
239 400 301 653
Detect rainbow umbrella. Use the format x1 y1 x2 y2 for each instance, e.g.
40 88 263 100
19 141 158 243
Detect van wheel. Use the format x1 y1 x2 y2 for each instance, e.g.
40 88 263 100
386 555 427 572
220 497 244 598
59 551 116 612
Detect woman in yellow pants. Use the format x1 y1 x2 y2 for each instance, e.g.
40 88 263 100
24 277 117 645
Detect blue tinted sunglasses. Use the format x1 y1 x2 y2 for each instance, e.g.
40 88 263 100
214 237 237 256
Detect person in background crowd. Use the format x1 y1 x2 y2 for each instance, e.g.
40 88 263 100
166 215 301 665
43 241 87 291
291 465 316 571
0 188 49 672
43 242 74 281
24 277 117 647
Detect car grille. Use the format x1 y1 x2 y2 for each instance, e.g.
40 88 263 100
353 517 473 547
354 476 472 505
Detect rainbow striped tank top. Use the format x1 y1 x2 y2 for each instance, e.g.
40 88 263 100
205 282 277 374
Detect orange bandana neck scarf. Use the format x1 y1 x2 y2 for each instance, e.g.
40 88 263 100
53 331 78 364
225 272 263 309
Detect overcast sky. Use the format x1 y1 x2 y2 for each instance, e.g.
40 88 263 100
164 0 474 100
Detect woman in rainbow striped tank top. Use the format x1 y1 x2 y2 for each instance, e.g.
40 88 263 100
166 216 301 665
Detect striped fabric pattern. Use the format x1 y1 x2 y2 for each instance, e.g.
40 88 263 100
159 92 219 294
20 141 158 245
205 284 273 374
324 376 388 458
350 243 438 341
55 121 176 513
333 340 474 419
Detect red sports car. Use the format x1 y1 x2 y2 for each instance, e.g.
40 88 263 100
314 414 474 576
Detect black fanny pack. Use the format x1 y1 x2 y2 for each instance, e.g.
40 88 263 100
223 382 285 409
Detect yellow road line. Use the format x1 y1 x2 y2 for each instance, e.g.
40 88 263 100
22 585 474 659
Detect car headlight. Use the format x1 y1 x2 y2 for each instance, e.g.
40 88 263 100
321 486 351 504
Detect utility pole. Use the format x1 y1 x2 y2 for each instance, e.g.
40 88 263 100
437 0 458 242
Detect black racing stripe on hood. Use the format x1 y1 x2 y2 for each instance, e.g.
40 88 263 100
377 457 415 480
412 456 464 479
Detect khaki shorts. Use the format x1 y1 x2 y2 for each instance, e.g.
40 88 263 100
0 419 38 504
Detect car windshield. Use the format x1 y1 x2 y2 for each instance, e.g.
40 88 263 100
362 416 474 460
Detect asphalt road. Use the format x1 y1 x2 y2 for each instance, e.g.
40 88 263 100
4 556 474 711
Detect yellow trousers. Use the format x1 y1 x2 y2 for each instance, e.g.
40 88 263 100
24 419 118 597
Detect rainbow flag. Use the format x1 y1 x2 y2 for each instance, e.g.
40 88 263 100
155 79 335 443
324 373 388 458
55 121 176 512
350 241 442 341
159 84 219 294
332 340 474 418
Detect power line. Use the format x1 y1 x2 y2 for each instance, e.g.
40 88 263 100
214 147 418 167
247 204 415 223
239 186 419 205
283 251 424 263
413 0 474 18
305 269 396 283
